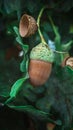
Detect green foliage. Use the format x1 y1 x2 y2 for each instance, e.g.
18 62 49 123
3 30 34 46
0 0 73 130
13 26 29 73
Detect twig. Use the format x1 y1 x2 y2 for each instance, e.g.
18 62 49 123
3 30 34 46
37 6 49 46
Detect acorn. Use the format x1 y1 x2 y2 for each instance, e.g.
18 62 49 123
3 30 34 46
61 54 70 67
19 14 38 37
61 54 73 69
65 57 73 69
28 43 55 86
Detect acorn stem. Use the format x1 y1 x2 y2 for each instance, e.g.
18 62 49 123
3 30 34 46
37 6 67 55
48 15 68 57
37 6 49 46
53 50 68 54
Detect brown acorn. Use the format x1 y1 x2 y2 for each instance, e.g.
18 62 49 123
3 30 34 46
28 43 55 86
61 53 73 69
61 54 70 67
19 14 38 37
65 57 73 69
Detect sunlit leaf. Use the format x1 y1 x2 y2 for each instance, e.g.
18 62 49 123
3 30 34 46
10 75 29 98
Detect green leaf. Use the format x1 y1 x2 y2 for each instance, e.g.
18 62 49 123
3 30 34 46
62 40 73 51
22 45 29 54
5 75 29 104
20 59 26 72
13 26 20 36
20 57 29 72
16 36 23 45
10 78 25 98
10 76 29 98
7 105 49 117
7 104 61 125
9 104 62 125
66 66 73 75
13 26 23 45
13 26 29 53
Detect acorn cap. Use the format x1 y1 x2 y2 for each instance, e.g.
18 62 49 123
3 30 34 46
19 14 38 37
30 43 55 63
61 54 70 67
65 57 73 69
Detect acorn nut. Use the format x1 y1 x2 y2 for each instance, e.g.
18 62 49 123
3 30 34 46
28 43 55 86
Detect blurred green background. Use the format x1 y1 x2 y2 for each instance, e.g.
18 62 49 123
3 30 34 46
0 0 73 130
